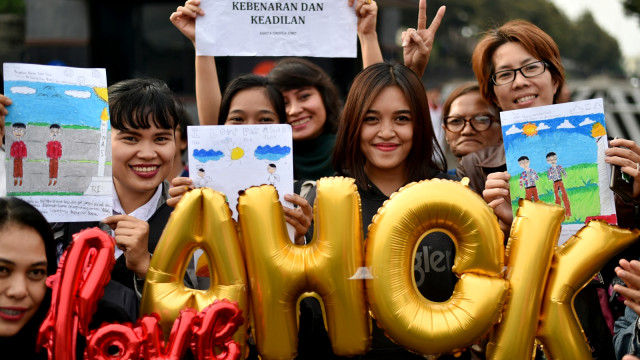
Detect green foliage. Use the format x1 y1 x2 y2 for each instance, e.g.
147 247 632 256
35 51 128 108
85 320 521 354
0 0 25 15
623 0 640 24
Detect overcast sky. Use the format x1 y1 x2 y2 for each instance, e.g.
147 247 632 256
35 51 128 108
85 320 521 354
548 0 640 59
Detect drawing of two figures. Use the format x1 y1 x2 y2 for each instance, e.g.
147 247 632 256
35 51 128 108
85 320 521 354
10 123 62 187
518 152 572 218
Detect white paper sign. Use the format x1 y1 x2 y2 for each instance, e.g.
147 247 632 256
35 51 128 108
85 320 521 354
187 124 294 220
3 63 112 222
196 0 357 57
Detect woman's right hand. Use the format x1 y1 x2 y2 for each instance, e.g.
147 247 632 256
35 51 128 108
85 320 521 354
0 94 11 138
168 177 194 207
170 0 205 45
483 171 514 234
0 94 11 116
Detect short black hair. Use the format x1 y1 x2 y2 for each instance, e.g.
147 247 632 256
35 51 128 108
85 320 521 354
546 152 556 158
268 163 276 168
518 156 529 161
49 124 61 130
12 122 26 129
108 78 182 131
218 74 286 125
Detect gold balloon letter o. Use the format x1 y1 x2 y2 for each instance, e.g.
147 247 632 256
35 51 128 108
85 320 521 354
365 179 509 356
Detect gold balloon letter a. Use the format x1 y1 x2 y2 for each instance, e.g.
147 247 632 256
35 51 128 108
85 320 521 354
237 177 370 360
140 189 248 346
487 200 639 360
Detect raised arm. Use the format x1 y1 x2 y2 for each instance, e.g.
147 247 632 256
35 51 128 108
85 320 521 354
350 0 383 68
170 0 221 125
401 0 445 78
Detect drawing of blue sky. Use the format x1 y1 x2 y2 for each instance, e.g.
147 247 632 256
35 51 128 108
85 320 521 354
5 80 107 128
193 149 224 162
254 145 291 161
502 113 605 176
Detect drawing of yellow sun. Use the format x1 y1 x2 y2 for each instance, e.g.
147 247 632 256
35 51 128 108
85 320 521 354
231 147 245 160
93 87 109 103
591 123 606 138
522 123 538 137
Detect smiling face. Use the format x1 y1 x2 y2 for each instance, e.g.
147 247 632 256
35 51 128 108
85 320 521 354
111 122 175 209
0 225 47 337
224 88 279 125
492 42 558 111
443 91 502 158
360 86 413 179
282 86 326 141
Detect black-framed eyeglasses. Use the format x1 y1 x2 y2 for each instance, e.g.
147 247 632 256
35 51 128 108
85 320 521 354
444 114 496 133
491 61 548 86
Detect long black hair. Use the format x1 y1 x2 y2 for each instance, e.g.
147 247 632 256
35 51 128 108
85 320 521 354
0 197 56 359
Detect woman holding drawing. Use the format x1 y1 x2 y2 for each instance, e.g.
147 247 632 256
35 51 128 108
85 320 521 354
167 74 314 245
473 20 623 358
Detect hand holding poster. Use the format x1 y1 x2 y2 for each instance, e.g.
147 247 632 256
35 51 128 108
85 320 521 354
195 0 357 57
500 98 616 244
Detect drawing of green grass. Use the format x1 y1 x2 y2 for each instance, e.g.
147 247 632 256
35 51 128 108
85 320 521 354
509 163 600 224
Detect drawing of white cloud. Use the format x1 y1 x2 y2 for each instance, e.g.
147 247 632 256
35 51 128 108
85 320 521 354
579 117 595 126
10 86 35 95
537 123 550 130
65 90 91 99
505 125 522 135
556 119 575 129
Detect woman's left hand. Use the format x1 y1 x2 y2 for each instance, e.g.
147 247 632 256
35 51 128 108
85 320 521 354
283 193 313 245
606 138 640 201
401 0 445 78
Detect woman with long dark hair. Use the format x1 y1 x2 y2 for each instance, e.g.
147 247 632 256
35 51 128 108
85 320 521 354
0 197 56 359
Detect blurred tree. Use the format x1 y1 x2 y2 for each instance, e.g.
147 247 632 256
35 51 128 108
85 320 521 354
622 0 640 23
0 0 25 14
572 11 625 77
380 0 626 84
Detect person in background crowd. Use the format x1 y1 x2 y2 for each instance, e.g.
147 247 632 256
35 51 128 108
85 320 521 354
441 82 503 192
167 106 193 184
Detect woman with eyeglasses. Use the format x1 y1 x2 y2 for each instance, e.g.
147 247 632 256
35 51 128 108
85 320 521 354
472 19 618 359
441 82 503 193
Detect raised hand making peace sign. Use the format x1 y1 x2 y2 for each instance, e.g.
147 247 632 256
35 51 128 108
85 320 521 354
401 0 446 78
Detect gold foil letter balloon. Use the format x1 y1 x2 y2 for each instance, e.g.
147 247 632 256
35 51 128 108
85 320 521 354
140 188 248 348
487 200 639 360
237 177 370 360
365 179 509 356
